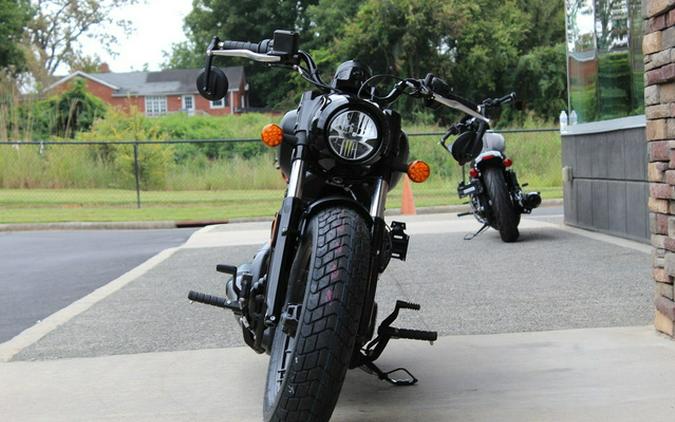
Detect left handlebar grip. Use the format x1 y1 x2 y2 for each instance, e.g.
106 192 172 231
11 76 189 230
220 39 271 54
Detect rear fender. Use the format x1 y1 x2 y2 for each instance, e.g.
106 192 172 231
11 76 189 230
474 150 505 169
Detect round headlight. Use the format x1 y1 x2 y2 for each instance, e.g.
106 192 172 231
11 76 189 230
327 110 379 162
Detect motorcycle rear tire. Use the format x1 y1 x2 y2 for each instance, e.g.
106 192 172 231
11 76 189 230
263 207 370 422
483 166 520 242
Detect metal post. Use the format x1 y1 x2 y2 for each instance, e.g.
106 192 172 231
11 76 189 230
133 142 141 208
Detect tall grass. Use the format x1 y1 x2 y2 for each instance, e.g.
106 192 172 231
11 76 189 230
0 111 561 191
405 120 561 188
0 144 117 189
0 144 287 190
165 154 285 190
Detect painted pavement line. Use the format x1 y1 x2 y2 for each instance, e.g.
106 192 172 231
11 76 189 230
0 247 181 362
0 225 214 362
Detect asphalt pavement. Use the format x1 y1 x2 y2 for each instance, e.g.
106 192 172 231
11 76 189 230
0 228 195 342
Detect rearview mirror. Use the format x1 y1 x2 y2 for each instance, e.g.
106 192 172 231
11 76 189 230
197 67 228 101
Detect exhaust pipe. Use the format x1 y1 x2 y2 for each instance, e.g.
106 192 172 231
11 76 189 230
522 192 542 210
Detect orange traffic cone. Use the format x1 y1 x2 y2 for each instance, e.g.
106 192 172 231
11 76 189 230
401 175 416 215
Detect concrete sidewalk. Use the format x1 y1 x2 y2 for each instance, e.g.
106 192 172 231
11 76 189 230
1 326 674 421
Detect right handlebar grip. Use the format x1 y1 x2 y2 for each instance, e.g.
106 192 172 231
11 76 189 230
220 39 271 54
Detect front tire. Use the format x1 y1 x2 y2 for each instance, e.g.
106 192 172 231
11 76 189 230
483 166 520 242
263 207 371 422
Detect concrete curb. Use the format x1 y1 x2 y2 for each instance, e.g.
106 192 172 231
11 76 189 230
0 199 563 232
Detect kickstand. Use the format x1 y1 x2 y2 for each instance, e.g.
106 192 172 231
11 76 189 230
464 223 489 240
360 360 418 386
355 300 437 387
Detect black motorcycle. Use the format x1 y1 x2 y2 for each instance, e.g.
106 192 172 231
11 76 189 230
441 94 542 242
187 30 490 422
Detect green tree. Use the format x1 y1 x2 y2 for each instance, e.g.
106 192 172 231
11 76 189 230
0 0 33 73
169 0 568 122
510 43 567 123
516 0 565 51
165 0 319 108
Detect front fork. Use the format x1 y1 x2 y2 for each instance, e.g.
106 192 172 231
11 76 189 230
356 177 390 348
264 147 306 331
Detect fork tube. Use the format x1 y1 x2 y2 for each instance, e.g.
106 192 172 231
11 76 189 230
357 177 389 348
369 178 388 219
264 144 306 334
287 159 304 198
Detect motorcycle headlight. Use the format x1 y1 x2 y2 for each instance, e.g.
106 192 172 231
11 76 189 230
327 110 379 162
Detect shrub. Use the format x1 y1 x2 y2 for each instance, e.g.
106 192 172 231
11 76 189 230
80 111 173 189
26 79 108 139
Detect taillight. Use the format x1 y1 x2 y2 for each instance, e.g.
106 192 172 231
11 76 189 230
469 167 479 178
503 158 513 167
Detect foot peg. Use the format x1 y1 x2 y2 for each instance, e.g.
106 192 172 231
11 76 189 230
380 326 437 342
356 300 437 386
188 290 240 311
395 300 420 310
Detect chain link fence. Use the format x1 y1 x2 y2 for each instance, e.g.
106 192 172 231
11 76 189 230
0 129 560 224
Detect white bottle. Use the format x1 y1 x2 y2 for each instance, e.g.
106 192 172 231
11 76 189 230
569 110 577 126
559 110 568 132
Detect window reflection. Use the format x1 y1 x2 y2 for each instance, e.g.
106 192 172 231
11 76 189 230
566 0 644 123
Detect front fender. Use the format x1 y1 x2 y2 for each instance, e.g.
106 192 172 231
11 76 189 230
301 196 374 236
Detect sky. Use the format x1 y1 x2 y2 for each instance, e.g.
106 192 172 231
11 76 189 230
79 0 192 73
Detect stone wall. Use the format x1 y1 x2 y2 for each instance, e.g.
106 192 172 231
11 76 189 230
645 0 675 337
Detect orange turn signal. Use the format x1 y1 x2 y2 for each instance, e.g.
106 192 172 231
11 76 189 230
261 123 283 147
407 160 430 183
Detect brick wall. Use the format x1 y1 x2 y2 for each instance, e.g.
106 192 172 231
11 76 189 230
645 0 675 338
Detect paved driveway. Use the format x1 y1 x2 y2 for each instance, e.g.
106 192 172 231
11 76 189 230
0 228 195 342
5 209 652 360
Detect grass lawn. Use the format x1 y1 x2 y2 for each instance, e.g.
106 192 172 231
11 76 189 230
0 184 562 224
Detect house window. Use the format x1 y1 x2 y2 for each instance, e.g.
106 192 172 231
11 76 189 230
144 96 167 116
182 95 195 116
182 95 194 111
210 97 226 109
